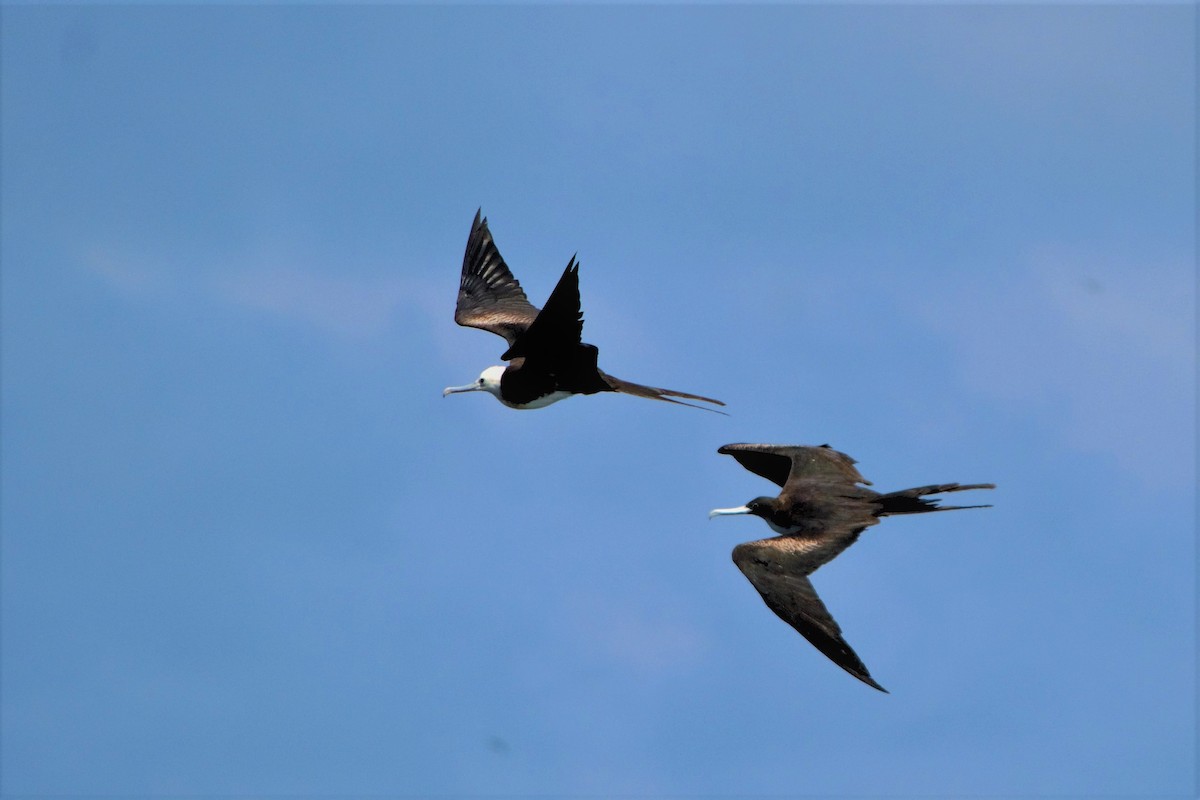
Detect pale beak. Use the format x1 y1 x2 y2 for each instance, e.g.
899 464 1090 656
708 505 752 519
443 383 481 397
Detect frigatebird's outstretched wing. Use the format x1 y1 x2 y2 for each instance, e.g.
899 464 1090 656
732 537 886 693
454 210 540 347
501 256 585 362
718 443 871 489
501 261 729 412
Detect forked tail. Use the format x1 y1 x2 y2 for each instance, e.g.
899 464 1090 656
599 371 728 415
877 482 995 515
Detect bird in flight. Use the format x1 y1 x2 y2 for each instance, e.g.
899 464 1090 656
709 443 994 692
443 210 725 412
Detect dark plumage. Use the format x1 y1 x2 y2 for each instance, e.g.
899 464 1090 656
710 443 994 692
443 211 725 412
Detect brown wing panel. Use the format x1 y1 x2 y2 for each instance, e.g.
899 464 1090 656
454 210 540 347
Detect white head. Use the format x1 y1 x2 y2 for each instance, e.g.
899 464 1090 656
443 365 505 401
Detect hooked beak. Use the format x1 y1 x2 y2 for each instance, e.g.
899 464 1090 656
708 505 752 520
443 383 481 397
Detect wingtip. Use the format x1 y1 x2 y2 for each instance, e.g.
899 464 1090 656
470 208 488 236
855 671 889 693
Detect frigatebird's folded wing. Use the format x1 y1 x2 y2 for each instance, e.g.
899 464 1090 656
718 443 871 488
455 210 540 347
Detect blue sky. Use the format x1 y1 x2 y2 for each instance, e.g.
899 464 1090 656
2 4 1195 796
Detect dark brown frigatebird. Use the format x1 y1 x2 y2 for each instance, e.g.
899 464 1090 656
709 443 994 692
443 211 725 412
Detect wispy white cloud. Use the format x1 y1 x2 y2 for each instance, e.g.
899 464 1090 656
913 245 1194 488
80 238 449 343
559 591 708 677
82 244 177 300
214 267 410 340
914 6 1191 122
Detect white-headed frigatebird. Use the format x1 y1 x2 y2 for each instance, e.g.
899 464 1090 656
443 211 725 413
